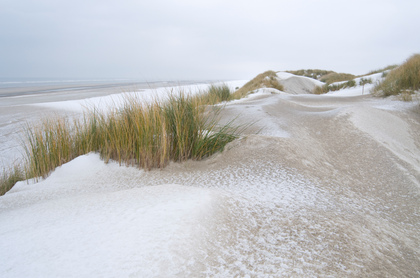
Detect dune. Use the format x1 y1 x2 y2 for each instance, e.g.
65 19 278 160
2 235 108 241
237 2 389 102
1 75 419 276
277 71 324 95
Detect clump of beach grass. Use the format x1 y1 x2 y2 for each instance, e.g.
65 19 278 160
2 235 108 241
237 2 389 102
363 64 398 76
17 87 243 183
232 70 284 99
359 78 373 86
313 79 357 94
289 65 397 83
289 69 357 94
0 164 24 196
313 85 327 95
203 84 232 104
373 54 420 97
287 69 355 83
400 92 413 102
286 69 335 80
319 72 356 84
24 116 78 180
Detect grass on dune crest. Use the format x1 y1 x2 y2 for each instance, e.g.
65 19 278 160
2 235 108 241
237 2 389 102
373 54 420 98
286 69 355 84
313 79 358 94
307 63 399 95
363 64 398 77
319 72 356 84
288 69 358 94
290 66 398 95
1 85 243 194
286 69 335 80
288 66 398 82
232 70 284 99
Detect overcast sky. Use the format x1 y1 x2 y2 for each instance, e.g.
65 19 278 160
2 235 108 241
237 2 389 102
1 0 419 80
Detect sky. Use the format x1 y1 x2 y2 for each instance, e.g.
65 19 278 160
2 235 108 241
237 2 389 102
0 0 419 81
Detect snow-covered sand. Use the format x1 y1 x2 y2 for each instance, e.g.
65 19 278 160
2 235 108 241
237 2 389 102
1 75 419 277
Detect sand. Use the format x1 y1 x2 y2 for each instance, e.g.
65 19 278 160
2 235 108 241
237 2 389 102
162 88 420 276
1 75 419 276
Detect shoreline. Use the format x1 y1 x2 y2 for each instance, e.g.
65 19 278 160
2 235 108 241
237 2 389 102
0 80 210 106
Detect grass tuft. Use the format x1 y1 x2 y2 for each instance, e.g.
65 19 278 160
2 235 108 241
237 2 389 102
359 78 373 86
233 70 284 99
364 64 399 76
24 116 76 180
373 54 420 97
286 69 335 80
1 164 24 196
400 92 413 102
287 69 355 83
206 84 231 104
319 72 356 84
313 79 357 94
2 87 244 186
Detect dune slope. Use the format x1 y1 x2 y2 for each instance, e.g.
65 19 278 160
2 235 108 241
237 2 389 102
1 77 419 277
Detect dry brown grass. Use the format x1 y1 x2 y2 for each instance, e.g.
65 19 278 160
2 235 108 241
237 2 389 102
286 69 356 84
232 70 284 99
312 79 357 94
400 92 413 101
373 54 420 97
286 69 335 80
362 64 399 76
319 72 356 84
0 164 24 196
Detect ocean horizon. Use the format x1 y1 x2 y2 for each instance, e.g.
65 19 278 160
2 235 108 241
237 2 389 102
0 77 186 89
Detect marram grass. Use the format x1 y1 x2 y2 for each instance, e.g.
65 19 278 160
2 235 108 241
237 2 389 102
0 164 24 196
313 79 358 94
24 116 76 180
98 91 242 169
0 85 243 194
373 54 420 97
233 70 284 99
205 84 232 104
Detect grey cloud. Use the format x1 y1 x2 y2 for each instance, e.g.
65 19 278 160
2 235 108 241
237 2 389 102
0 0 419 80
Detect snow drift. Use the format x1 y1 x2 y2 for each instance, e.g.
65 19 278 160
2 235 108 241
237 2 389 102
1 75 420 277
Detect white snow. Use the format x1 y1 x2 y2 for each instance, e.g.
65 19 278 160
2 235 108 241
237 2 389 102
276 71 297 80
0 153 328 277
346 105 420 174
1 73 419 276
31 81 249 114
324 72 384 97
325 85 372 97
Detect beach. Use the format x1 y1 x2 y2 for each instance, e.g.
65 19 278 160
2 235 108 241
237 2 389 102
1 74 419 276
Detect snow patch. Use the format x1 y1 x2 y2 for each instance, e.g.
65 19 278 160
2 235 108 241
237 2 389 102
346 106 420 174
1 164 226 277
